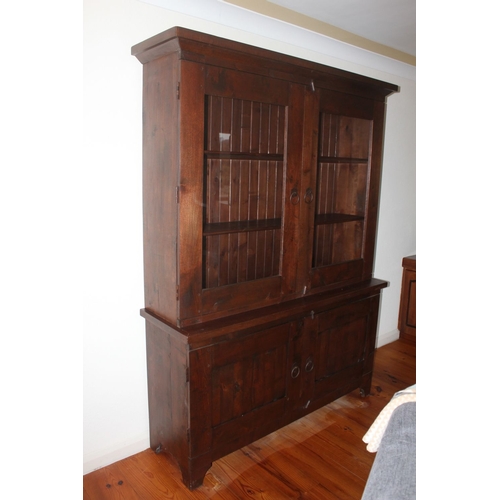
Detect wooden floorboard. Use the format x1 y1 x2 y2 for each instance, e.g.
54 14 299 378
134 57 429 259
83 338 416 499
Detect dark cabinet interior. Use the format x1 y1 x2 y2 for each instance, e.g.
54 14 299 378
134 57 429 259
132 26 398 489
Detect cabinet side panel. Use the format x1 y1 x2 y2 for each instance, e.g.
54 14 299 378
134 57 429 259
359 294 381 394
145 320 189 469
399 268 416 339
178 60 205 321
189 348 213 458
406 275 416 328
142 54 179 322
362 100 386 279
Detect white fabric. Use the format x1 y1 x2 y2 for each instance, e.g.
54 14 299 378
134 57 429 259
362 384 416 452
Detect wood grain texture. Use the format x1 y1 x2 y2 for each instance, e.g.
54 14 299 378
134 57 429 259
84 338 416 500
137 27 396 328
141 52 179 322
398 255 416 341
132 26 398 492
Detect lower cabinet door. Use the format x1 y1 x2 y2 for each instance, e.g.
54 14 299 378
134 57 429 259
187 295 379 465
311 297 377 402
193 322 292 457
285 296 378 418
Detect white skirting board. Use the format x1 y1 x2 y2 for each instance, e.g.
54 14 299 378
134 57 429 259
376 329 401 348
83 437 150 475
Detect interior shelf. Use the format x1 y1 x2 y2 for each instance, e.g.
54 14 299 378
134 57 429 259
204 218 282 235
318 156 369 164
315 213 364 225
205 151 284 161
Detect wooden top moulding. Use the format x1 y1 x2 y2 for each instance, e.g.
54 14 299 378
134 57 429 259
131 26 399 101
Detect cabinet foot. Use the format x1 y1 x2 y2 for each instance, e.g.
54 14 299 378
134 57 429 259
180 461 213 490
359 383 372 397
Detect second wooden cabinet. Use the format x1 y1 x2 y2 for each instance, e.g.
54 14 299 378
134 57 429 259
132 27 397 489
398 255 416 340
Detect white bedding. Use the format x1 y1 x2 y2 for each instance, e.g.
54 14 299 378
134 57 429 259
362 384 416 452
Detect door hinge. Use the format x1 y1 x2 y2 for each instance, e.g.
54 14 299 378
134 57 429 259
186 366 190 382
176 186 180 203
176 82 180 99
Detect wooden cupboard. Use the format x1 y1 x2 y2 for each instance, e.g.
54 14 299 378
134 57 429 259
132 27 398 489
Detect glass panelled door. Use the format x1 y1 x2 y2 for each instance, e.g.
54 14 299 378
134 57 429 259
198 66 297 317
309 89 375 289
203 95 285 289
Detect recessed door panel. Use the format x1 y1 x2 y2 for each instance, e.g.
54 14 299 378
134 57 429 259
313 298 373 400
210 323 290 427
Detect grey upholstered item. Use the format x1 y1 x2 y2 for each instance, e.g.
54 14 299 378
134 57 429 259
361 402 416 500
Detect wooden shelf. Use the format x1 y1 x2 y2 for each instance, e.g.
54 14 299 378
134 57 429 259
315 213 364 225
204 218 281 236
205 151 284 161
318 156 369 164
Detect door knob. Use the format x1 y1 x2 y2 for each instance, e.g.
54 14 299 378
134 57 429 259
304 188 314 204
305 357 314 373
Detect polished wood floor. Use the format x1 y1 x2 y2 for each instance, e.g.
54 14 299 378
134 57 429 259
83 338 416 499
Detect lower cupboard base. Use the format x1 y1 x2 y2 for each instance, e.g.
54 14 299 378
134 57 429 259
142 284 384 490
154 379 373 490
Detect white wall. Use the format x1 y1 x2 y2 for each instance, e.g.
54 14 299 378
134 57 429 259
82 0 415 474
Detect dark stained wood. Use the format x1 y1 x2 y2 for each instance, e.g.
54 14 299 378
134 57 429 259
311 89 376 283
83 339 416 500
399 255 416 341
135 27 396 327
131 27 399 100
203 218 281 236
141 52 179 322
143 278 388 349
200 68 292 316
139 290 386 489
178 59 205 324
280 82 308 297
315 213 364 225
132 27 397 490
203 85 286 289
362 100 386 281
144 321 189 473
